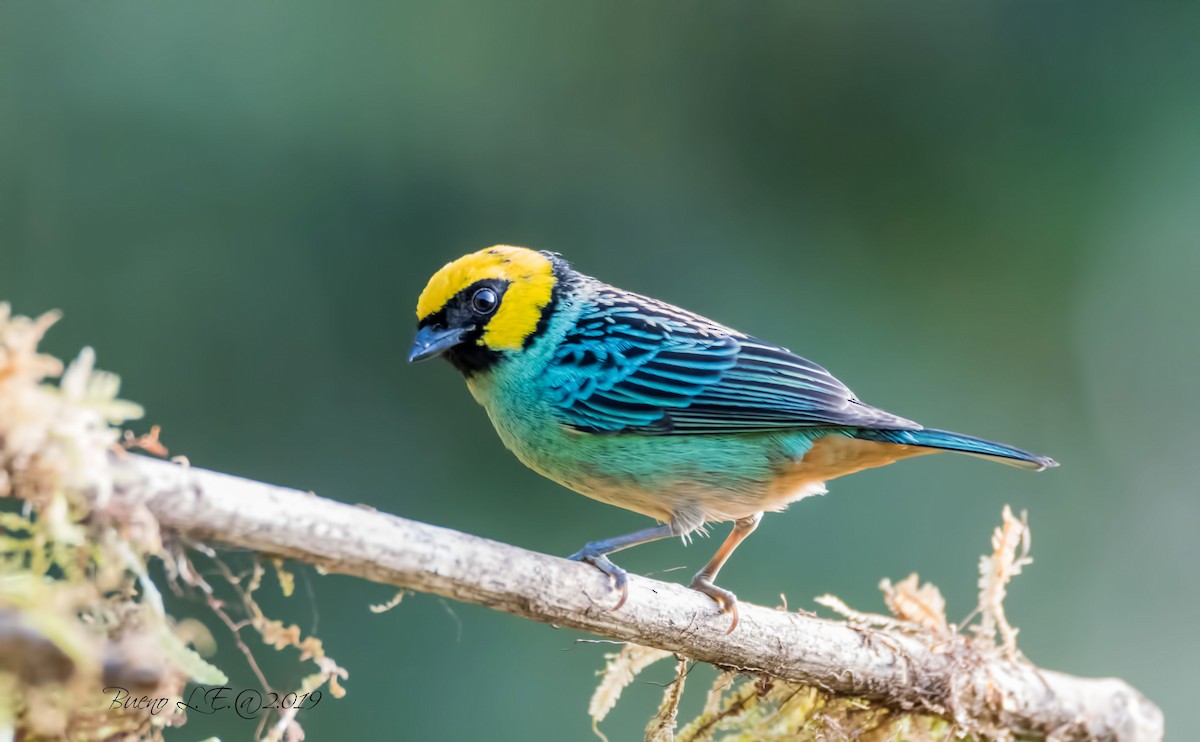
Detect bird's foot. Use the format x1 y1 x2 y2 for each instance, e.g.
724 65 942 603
690 576 739 634
568 548 629 610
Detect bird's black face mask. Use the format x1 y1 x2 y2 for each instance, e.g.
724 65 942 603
409 279 509 375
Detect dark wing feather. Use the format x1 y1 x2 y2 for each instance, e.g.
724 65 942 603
543 287 918 435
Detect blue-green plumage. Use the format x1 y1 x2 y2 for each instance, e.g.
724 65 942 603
413 246 1056 623
461 264 1053 525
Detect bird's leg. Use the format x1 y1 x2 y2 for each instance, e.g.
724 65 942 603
568 524 675 610
690 512 763 633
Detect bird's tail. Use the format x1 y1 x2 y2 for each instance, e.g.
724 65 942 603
855 427 1058 471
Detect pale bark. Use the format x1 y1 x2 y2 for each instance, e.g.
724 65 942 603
111 455 1163 741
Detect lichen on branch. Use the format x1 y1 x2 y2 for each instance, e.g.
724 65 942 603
589 507 1036 741
0 304 344 741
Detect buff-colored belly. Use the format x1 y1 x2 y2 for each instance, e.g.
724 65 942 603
759 435 936 513
521 430 936 527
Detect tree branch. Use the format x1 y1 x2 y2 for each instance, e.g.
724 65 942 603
111 455 1162 741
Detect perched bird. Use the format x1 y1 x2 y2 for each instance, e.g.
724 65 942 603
410 245 1056 630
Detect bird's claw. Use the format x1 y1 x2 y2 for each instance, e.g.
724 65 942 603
690 577 740 634
569 549 629 610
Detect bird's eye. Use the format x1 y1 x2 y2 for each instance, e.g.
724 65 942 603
471 287 499 315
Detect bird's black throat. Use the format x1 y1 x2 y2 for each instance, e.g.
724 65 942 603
445 338 502 377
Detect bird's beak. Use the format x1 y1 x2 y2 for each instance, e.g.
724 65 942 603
408 325 468 363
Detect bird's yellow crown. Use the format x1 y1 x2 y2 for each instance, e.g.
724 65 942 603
416 245 557 351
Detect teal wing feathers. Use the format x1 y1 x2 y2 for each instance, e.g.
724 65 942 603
543 287 919 435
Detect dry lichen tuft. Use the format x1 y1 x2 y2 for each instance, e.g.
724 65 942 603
590 643 674 740
974 505 1032 658
0 304 345 741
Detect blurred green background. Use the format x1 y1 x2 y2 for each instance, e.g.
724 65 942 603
2 2 1197 739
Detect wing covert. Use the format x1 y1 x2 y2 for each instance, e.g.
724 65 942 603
543 288 917 435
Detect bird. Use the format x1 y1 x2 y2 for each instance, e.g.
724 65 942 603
409 245 1056 631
